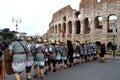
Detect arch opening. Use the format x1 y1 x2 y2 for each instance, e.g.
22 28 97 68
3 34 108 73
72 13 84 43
107 14 117 33
75 20 81 34
94 16 103 29
84 18 90 34
68 21 72 34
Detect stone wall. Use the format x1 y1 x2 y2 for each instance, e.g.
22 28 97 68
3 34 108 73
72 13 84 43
46 0 120 47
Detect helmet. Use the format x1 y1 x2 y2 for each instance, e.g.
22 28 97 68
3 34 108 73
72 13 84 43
51 40 54 43
15 34 20 40
15 34 25 40
37 39 42 43
27 37 32 42
14 33 26 41
43 39 47 43
75 42 78 45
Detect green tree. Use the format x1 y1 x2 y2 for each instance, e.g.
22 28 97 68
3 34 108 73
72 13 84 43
2 28 10 32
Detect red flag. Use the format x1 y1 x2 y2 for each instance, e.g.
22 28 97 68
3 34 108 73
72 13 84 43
60 30 65 38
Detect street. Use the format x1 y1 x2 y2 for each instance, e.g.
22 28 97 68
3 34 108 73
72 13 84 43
3 58 120 80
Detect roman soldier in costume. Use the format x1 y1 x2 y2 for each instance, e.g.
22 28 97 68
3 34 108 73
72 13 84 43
74 41 80 65
55 43 62 70
61 42 68 69
33 39 51 79
9 34 28 80
48 40 57 72
43 39 52 75
26 37 35 80
82 42 87 62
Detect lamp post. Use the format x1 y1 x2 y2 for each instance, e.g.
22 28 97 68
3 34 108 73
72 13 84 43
12 17 21 32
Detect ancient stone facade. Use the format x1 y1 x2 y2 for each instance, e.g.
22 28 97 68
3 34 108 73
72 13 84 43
46 0 120 46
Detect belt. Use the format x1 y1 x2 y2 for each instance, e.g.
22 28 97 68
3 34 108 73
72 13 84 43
14 52 25 54
36 52 43 54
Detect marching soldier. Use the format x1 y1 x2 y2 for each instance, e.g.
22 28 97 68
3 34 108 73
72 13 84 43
33 39 51 79
56 43 62 70
83 42 88 62
43 39 52 75
87 42 93 62
48 40 57 72
92 42 98 60
33 39 44 79
26 37 35 80
80 43 84 63
61 42 68 69
74 41 80 65
9 34 28 80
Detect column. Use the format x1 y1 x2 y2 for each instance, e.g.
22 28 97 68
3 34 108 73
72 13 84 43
90 19 95 42
72 21 75 42
66 22 68 39
80 20 84 34
117 14 120 46
102 17 108 43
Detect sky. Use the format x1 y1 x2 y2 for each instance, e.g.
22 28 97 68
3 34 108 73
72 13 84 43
0 0 80 36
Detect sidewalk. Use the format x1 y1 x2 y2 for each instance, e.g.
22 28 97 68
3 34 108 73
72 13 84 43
106 54 120 60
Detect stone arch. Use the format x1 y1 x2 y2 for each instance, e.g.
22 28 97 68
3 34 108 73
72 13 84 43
96 0 101 3
107 41 112 50
107 14 118 33
63 23 66 33
75 11 80 18
68 21 72 34
63 16 66 21
75 20 81 34
58 24 61 34
95 41 101 48
84 18 90 34
94 16 103 29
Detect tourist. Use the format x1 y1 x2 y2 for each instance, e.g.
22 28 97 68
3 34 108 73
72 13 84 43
111 39 117 58
67 40 74 67
99 43 106 62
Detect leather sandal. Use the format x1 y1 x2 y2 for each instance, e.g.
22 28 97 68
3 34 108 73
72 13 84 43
33 74 38 78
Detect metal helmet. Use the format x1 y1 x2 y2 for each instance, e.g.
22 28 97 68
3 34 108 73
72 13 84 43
43 39 47 43
15 33 22 40
51 40 54 44
27 37 32 42
75 42 78 45
36 39 42 43
14 33 26 41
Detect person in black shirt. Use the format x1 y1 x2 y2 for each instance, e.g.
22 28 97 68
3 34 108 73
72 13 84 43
99 43 106 62
67 40 74 67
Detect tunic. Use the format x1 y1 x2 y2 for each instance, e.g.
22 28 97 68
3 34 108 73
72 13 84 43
34 44 46 66
26 43 35 67
9 40 28 72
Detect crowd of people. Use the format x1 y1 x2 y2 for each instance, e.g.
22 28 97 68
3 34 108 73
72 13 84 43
0 34 114 80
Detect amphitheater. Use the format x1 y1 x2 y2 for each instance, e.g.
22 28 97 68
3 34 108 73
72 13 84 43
45 0 120 47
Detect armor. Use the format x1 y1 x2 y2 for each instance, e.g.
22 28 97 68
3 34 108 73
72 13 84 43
34 43 46 66
9 40 28 73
